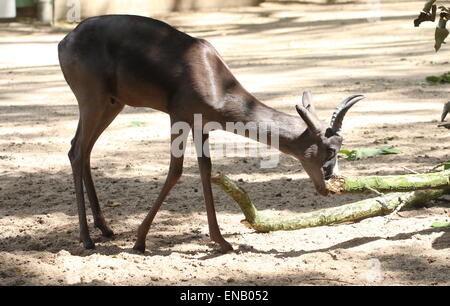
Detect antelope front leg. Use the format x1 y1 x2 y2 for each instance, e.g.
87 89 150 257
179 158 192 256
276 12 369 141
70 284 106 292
196 132 233 253
133 117 188 253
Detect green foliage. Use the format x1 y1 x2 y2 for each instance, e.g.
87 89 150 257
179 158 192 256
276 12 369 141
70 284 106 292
425 72 450 84
444 160 450 170
426 76 441 84
339 145 402 161
130 121 145 127
339 149 357 160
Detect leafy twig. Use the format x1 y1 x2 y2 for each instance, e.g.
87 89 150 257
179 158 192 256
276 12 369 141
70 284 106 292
414 0 437 27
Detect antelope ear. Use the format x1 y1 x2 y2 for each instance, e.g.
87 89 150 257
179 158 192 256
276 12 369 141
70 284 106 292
302 90 316 114
296 104 321 137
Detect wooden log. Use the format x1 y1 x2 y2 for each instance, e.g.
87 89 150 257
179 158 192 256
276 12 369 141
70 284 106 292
211 173 449 232
326 170 450 194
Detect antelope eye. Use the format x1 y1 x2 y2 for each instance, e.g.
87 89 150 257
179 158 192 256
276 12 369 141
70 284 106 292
327 148 336 160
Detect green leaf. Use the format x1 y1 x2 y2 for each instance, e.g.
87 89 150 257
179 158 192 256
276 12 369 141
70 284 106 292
444 160 450 170
339 149 357 161
431 221 450 228
378 145 402 154
355 147 382 160
426 75 441 84
130 121 145 126
442 74 450 83
425 72 450 85
339 149 353 155
340 146 402 161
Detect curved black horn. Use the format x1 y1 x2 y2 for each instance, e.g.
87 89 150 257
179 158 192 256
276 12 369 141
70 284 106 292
330 95 365 134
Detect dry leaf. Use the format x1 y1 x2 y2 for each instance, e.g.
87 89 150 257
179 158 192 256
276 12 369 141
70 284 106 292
107 201 122 207
435 27 449 51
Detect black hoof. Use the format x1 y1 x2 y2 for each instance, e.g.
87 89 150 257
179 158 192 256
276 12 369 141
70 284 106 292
219 241 234 254
83 240 95 250
95 222 115 238
100 228 115 238
132 243 146 253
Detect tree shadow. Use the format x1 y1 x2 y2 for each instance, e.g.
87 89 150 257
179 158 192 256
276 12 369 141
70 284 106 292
255 226 450 259
0 158 448 259
1 223 447 285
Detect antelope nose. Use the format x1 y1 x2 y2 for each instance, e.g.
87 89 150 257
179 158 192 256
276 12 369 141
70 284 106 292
323 167 332 180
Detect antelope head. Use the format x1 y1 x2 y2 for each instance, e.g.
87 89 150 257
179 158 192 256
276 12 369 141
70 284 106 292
295 91 364 195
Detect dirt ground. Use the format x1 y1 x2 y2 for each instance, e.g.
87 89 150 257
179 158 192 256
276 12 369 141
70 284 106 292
0 0 449 286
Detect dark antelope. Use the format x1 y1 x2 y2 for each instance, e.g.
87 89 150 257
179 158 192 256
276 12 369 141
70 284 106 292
58 15 364 253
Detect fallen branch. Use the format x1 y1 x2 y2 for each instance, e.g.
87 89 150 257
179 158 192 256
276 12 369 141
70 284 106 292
326 170 450 194
211 173 449 232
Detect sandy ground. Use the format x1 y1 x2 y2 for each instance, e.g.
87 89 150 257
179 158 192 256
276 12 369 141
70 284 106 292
0 0 449 286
